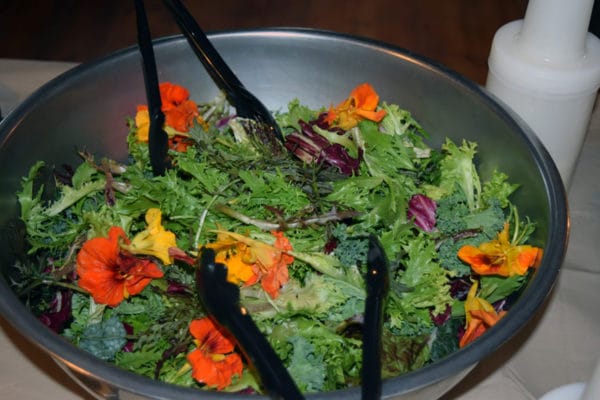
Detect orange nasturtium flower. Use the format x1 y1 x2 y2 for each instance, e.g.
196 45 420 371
457 222 543 277
134 82 201 149
159 82 198 131
125 208 177 265
459 281 507 348
324 82 387 130
76 226 164 307
187 317 243 390
205 230 294 299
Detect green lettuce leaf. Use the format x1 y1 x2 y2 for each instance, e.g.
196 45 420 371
437 139 482 211
381 331 430 377
275 98 320 133
266 316 362 391
245 270 364 323
482 169 519 208
286 335 327 392
387 234 454 335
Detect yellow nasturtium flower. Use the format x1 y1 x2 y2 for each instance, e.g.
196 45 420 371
324 83 387 130
127 208 177 265
459 281 506 347
204 230 257 285
204 230 294 299
458 222 542 277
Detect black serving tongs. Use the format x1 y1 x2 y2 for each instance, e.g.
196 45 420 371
196 248 304 399
362 235 390 400
197 239 389 399
162 0 284 147
134 0 169 176
135 0 284 177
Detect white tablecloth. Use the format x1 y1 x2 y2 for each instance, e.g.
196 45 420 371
1 59 599 400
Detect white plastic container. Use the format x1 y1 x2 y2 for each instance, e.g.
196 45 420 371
538 356 600 400
539 382 586 400
486 0 600 188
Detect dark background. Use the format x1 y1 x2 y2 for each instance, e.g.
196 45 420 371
0 0 526 85
0 0 599 85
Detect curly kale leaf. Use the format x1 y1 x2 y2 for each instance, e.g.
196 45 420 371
429 317 462 362
436 191 504 238
437 237 480 276
330 223 370 269
435 189 506 274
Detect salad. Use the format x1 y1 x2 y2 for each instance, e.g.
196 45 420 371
13 82 543 393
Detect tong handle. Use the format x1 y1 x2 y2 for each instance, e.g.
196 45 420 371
362 235 390 400
134 0 169 176
162 0 244 103
197 249 304 400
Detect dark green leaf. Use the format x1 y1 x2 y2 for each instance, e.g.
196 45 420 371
79 316 127 361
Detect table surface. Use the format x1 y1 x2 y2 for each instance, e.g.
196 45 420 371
1 59 599 400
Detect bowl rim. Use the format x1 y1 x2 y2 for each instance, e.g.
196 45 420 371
0 27 569 399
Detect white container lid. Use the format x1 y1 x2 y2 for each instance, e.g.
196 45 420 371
487 0 600 95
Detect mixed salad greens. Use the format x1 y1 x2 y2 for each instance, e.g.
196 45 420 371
12 82 543 394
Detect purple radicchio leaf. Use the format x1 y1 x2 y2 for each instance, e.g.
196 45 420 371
122 323 134 352
493 299 507 314
299 119 331 147
216 115 234 129
39 290 72 333
167 280 189 294
449 276 472 300
236 387 259 395
54 164 75 186
320 143 362 176
324 237 338 254
284 119 362 175
430 304 452 326
104 170 116 206
407 194 437 232
313 112 344 134
283 120 326 163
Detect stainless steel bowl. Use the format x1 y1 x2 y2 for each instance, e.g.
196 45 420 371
0 29 568 399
